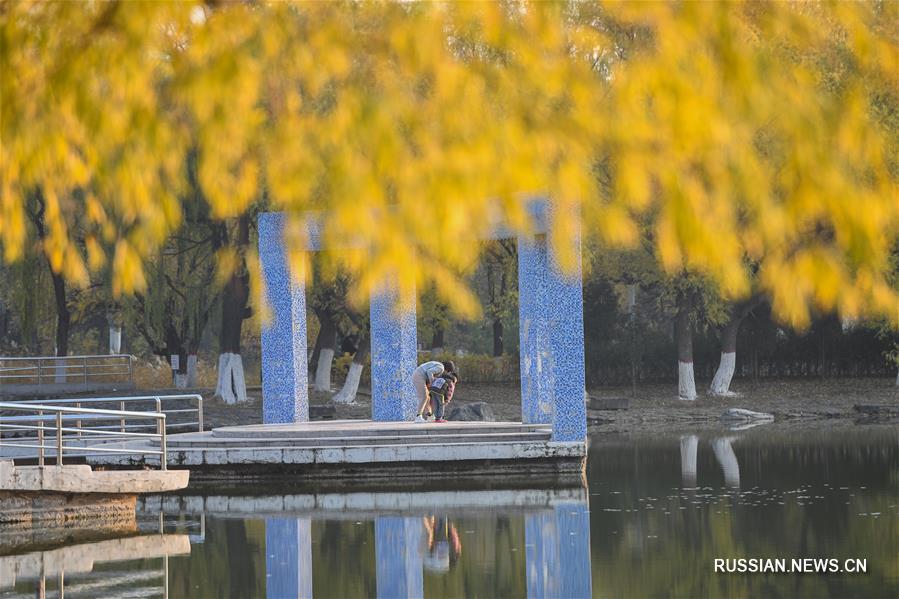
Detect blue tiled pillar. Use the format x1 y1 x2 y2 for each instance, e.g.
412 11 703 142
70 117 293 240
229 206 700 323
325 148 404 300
545 224 586 443
259 212 309 424
370 282 418 421
375 516 424 599
518 228 586 441
525 503 592 599
518 234 554 425
265 518 313 599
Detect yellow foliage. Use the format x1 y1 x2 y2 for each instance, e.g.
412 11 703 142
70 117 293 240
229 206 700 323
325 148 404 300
1 1 897 327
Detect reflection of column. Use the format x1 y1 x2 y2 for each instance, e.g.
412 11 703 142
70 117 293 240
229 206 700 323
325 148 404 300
526 503 592 598
265 518 313 599
375 516 423 599
712 437 741 489
680 435 699 488
370 282 418 422
259 212 309 424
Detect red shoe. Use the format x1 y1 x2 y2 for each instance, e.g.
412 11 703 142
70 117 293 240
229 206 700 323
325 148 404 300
435 418 447 423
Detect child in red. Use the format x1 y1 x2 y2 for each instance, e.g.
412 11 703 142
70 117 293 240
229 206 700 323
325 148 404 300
427 372 457 423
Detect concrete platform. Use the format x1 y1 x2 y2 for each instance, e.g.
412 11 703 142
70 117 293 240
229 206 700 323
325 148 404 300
0 462 189 494
88 420 586 483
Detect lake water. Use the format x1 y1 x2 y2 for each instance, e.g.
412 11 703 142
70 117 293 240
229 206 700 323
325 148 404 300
2 427 897 598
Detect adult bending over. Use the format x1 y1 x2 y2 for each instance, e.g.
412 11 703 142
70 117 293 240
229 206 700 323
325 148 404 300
412 360 455 421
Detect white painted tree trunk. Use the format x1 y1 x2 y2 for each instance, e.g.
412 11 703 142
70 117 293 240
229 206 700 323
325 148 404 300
186 354 198 387
216 352 248 404
712 437 740 488
54 360 66 384
108 325 122 354
678 361 696 401
314 348 334 392
173 372 188 388
709 351 737 396
333 362 363 404
680 434 698 487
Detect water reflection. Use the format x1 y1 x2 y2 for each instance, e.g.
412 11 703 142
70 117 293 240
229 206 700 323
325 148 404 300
257 487 592 598
589 428 899 598
422 516 462 574
3 428 895 598
374 516 423 598
0 533 189 599
266 518 313 599
680 434 742 488
525 504 591 598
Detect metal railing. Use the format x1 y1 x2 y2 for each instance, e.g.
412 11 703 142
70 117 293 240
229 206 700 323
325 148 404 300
0 401 168 469
0 354 134 394
10 394 204 434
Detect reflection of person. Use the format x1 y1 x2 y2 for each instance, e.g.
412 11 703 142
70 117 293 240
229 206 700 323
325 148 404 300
422 516 461 573
414 361 456 422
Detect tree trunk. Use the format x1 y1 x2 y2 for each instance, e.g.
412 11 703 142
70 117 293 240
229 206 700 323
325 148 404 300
309 323 324 369
430 326 445 352
627 284 638 398
50 271 69 357
49 269 70 383
675 291 696 401
712 437 741 488
680 434 698 487
314 313 338 392
709 320 740 397
30 194 69 365
216 352 247 404
108 324 122 354
170 350 188 388
333 333 370 404
216 216 251 404
710 297 763 396
492 318 504 357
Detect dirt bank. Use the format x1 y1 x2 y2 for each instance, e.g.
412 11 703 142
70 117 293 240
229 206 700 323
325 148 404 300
191 377 898 435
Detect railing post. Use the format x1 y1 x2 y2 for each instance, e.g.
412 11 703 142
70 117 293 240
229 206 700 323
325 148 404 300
37 409 44 467
157 397 167 471
160 417 168 471
37 360 42 392
56 411 63 467
197 396 204 432
120 400 126 434
83 356 88 387
128 355 134 386
76 402 82 438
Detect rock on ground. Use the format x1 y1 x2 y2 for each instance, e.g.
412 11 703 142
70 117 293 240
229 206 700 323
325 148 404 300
719 408 775 422
447 402 496 422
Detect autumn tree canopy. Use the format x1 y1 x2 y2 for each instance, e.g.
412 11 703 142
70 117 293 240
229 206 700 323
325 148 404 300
2 0 897 327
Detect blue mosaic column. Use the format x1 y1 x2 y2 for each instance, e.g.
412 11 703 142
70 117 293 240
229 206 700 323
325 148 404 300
370 281 418 421
259 212 309 424
545 226 586 443
265 518 313 599
517 234 554 425
525 503 592 598
375 516 424 599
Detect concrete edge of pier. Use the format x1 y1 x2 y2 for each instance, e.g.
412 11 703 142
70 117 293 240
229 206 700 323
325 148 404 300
0 461 189 494
85 420 586 484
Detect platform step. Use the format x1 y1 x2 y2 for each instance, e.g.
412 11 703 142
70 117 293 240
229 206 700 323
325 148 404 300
164 431 551 449
211 421 549 439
